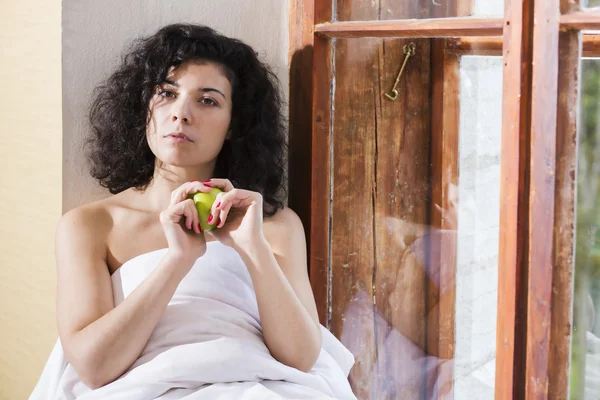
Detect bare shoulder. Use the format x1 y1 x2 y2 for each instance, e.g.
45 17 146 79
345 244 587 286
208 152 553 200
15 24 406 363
263 206 306 253
58 199 112 238
56 197 116 263
55 196 124 345
56 190 137 239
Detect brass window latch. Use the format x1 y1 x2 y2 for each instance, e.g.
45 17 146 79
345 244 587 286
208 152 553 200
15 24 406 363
384 42 417 101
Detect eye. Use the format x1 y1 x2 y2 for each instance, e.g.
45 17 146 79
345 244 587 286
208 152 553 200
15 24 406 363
159 90 176 98
200 97 217 106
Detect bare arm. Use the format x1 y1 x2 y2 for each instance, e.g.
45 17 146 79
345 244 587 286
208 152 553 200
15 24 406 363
56 208 198 388
56 182 208 388
235 207 322 372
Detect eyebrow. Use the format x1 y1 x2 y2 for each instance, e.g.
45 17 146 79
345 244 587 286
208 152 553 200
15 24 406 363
163 80 227 99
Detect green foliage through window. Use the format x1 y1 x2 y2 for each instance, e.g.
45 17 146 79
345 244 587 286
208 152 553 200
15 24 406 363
570 59 600 400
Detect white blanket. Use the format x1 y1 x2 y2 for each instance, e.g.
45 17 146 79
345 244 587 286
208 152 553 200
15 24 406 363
30 243 356 399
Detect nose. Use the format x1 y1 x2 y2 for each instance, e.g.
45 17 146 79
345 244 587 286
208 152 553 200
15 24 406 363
171 97 192 124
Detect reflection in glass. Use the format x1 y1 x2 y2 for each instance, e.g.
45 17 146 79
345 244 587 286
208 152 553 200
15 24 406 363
570 59 600 400
471 0 504 16
329 34 502 399
454 56 502 398
334 0 504 20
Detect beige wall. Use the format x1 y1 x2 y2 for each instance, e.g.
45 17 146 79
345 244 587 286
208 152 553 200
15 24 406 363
0 1 288 399
0 1 62 399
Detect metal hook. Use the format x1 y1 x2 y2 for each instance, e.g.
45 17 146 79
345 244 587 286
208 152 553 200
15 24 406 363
384 42 417 101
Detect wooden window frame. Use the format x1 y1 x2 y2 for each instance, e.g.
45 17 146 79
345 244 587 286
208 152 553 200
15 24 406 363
446 34 600 57
314 17 503 37
288 0 594 398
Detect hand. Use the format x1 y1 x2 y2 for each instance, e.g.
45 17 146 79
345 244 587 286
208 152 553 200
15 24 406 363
159 181 212 261
203 178 265 251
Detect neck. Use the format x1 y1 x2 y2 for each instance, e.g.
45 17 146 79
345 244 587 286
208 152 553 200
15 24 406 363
141 162 216 212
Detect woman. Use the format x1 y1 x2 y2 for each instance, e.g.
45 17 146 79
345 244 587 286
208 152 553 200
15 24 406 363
31 24 355 399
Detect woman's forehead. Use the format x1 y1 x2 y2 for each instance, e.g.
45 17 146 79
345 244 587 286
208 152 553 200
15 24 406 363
165 62 231 93
166 61 224 80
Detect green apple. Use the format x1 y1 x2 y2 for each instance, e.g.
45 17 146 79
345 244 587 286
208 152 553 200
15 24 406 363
190 187 223 231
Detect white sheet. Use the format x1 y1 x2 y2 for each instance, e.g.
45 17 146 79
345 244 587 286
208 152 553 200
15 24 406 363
30 242 356 399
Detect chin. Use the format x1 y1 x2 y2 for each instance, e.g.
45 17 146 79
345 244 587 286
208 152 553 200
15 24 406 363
157 147 190 162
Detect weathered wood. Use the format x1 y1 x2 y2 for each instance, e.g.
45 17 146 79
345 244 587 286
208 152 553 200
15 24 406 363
328 1 436 398
329 34 378 399
525 0 560 397
334 0 477 20
426 0 467 396
560 9 600 30
288 0 315 277
446 34 600 56
328 3 379 398
495 0 534 398
309 0 333 327
377 2 436 399
315 0 332 24
289 0 315 53
310 33 332 327
583 34 600 56
374 35 432 399
546 1 581 399
315 17 503 38
324 1 474 398
446 37 504 55
303 0 591 399
547 29 581 400
428 38 460 400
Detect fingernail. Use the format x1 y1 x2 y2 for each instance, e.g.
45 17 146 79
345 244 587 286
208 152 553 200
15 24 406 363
204 183 212 187
208 215 213 223
203 179 212 183
216 202 221 208
216 217 221 227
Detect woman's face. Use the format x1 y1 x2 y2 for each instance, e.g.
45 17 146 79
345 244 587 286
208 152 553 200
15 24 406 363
146 61 233 169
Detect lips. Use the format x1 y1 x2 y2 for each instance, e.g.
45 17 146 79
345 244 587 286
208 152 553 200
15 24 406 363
165 132 193 142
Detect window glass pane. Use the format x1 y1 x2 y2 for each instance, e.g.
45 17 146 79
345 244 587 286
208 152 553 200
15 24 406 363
471 0 504 16
570 58 600 400
455 56 502 398
334 0 504 21
326 35 502 398
583 0 600 8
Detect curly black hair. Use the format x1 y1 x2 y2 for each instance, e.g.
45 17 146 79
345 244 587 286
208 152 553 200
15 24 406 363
86 23 287 216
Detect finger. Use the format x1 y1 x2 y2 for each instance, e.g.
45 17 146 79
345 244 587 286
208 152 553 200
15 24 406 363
203 178 235 192
193 213 201 234
185 199 201 234
182 200 196 230
163 200 188 226
220 189 259 215
170 185 192 207
217 200 233 228
190 180 213 193
209 189 236 225
170 181 212 207
174 199 197 230
209 191 226 223
170 184 205 209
